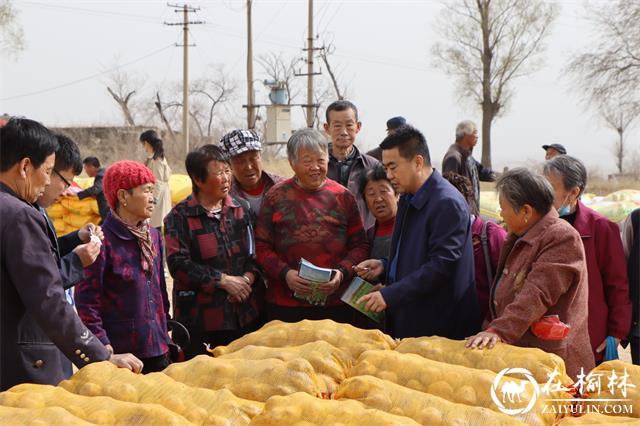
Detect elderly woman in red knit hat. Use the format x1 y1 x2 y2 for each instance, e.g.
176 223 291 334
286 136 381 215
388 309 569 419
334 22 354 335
75 160 172 373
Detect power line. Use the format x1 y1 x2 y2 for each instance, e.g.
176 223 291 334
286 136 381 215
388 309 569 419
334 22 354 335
20 1 160 24
1 44 174 101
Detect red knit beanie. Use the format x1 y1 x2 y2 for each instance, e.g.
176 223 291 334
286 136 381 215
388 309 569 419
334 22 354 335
103 160 156 209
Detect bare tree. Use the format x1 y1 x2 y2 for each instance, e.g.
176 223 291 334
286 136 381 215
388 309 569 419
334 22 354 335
257 52 301 105
154 92 177 143
105 67 144 127
0 0 24 58
600 100 638 174
191 66 237 137
432 0 557 169
567 1 640 109
567 1 640 173
318 43 346 101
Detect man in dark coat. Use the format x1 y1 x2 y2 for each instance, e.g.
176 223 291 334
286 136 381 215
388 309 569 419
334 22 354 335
358 125 480 339
442 120 495 208
324 100 380 230
77 156 109 223
0 117 142 390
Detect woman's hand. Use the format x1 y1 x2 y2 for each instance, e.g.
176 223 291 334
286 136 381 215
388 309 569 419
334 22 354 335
109 352 144 374
220 273 252 302
465 331 502 349
353 259 384 282
285 270 311 295
318 270 343 295
356 291 387 313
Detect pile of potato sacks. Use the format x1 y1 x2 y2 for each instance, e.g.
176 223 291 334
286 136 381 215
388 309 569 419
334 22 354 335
1 320 638 425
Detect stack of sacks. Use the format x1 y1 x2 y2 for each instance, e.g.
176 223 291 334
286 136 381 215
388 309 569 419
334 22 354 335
348 350 560 426
170 174 192 206
163 355 328 401
212 319 397 360
215 341 353 395
59 361 263 425
0 383 191 425
250 392 420 425
46 176 99 237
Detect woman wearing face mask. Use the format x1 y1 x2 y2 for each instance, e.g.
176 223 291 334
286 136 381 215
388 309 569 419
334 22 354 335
543 155 631 363
140 130 172 230
75 161 172 373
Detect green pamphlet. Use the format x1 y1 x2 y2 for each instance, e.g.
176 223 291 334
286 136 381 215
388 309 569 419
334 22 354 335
341 277 384 323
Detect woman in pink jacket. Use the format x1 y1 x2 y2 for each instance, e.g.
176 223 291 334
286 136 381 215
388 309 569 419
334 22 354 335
543 155 631 363
466 168 594 380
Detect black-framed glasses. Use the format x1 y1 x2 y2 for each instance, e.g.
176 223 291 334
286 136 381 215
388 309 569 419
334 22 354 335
53 169 72 189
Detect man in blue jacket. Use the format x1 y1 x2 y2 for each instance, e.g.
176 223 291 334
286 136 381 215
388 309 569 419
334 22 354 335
358 125 480 339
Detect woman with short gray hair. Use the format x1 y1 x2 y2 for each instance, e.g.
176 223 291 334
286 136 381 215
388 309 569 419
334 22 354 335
543 155 631 363
466 167 594 379
256 128 369 324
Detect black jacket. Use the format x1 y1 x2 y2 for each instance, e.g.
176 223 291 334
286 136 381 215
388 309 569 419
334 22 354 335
77 168 109 222
0 183 109 391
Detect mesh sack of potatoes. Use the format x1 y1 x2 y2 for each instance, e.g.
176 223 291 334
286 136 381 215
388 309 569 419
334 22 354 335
349 350 561 426
0 383 190 425
212 319 396 359
581 360 639 418
215 340 352 395
396 336 572 385
0 405 93 426
250 391 419 425
163 355 327 401
334 375 524 425
60 197 98 216
59 361 263 425
557 412 640 424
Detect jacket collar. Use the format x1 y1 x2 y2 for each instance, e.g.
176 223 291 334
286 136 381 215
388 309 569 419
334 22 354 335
452 143 471 158
103 213 136 241
183 193 240 217
329 143 364 163
518 208 560 245
571 201 592 238
0 181 33 208
407 168 440 210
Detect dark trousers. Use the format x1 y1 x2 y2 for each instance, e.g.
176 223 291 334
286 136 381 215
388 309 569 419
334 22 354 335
183 322 262 360
140 352 170 374
632 335 640 365
266 303 354 325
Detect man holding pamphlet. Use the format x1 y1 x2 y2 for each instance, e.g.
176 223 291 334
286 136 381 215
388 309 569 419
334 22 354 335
256 129 369 324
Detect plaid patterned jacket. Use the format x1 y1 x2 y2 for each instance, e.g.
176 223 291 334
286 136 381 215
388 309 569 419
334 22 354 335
164 194 263 331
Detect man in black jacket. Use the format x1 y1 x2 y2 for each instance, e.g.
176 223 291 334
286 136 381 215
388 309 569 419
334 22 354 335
0 117 142 390
77 156 109 223
442 120 495 208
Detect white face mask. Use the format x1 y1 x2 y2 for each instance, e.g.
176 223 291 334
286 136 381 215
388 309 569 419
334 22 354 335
146 151 155 159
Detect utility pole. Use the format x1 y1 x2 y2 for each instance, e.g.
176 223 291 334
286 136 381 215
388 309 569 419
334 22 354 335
246 0 256 129
295 0 321 127
165 3 204 155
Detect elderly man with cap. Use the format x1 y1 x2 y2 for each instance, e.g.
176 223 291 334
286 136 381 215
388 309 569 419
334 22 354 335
543 143 567 160
221 129 283 215
367 116 407 161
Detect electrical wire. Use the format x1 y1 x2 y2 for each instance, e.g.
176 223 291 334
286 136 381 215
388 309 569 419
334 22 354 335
2 44 175 101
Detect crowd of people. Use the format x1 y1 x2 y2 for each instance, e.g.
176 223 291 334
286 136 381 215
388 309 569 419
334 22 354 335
0 99 638 390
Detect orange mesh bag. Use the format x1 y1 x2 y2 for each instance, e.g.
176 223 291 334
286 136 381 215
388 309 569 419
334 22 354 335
0 405 92 426
349 350 563 426
212 319 396 359
334 375 524 425
250 392 419 425
59 361 263 425
396 336 572 385
557 412 640 424
0 383 190 425
581 360 639 419
163 355 327 401
215 341 352 395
